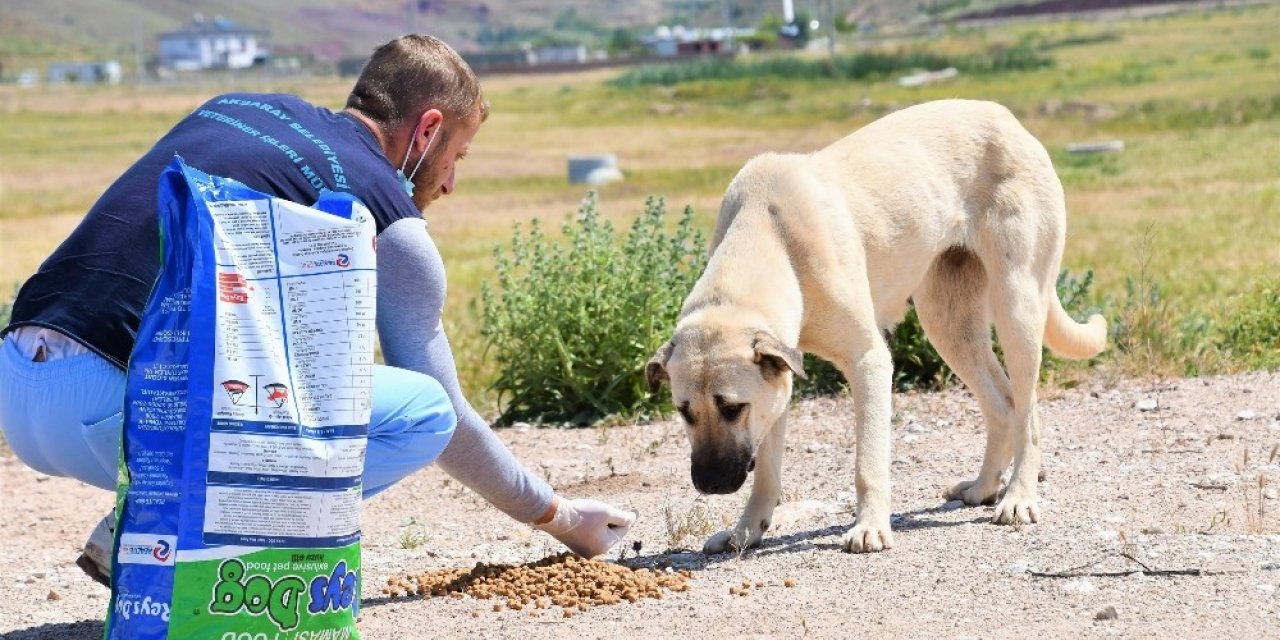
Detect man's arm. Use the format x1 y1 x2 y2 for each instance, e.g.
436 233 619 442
374 217 554 522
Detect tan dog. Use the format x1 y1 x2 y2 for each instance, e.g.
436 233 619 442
646 99 1107 554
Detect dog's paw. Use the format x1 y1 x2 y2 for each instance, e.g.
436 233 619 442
702 527 763 554
945 478 1000 506
992 490 1040 525
841 516 894 554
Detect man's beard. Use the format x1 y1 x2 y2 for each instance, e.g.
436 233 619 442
411 132 452 210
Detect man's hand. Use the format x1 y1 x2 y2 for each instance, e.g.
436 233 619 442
532 496 636 557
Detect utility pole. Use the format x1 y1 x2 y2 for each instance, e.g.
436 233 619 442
826 0 837 58
721 0 734 53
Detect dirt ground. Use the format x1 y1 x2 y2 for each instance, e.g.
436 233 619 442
2 370 1279 639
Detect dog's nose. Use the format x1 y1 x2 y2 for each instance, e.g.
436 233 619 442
691 464 748 495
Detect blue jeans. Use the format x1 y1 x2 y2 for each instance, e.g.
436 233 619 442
0 333 456 499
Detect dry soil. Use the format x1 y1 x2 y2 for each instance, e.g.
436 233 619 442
3 371 1279 639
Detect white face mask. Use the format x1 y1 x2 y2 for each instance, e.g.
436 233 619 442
396 122 443 197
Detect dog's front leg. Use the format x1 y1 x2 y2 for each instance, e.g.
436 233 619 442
703 413 787 554
842 344 895 553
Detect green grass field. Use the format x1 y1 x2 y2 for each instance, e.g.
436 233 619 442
1 3 1277 410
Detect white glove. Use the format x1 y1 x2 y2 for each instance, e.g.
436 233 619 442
533 496 636 557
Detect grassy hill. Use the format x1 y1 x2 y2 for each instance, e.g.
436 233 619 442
0 0 1041 75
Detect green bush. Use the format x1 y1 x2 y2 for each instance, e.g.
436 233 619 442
1217 280 1280 370
480 193 707 425
795 269 1100 396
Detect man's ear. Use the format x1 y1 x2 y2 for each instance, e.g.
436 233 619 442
645 341 674 393
752 331 807 380
412 108 445 150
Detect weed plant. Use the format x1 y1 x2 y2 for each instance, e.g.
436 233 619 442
480 193 707 425
1217 280 1280 371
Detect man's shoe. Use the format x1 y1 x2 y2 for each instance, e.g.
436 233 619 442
76 511 114 588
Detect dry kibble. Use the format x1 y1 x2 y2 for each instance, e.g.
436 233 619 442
381 552 693 616
784 577 797 588
754 581 765 588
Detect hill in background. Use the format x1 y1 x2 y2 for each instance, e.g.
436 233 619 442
0 0 1000 75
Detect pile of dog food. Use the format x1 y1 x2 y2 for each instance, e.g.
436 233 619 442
383 552 693 616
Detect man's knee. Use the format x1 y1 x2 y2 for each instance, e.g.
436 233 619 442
410 376 456 435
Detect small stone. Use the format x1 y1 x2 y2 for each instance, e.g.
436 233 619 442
1237 410 1258 421
1257 584 1276 594
805 442 827 454
47 590 62 601
1136 399 1158 412
1141 525 1167 535
906 422 929 434
1266 487 1278 500
1094 605 1118 621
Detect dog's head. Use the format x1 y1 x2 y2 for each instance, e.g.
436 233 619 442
646 315 805 495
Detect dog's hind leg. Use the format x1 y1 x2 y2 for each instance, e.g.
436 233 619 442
703 413 788 554
914 248 1015 507
986 266 1049 525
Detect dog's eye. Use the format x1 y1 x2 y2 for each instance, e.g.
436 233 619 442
677 404 695 425
719 402 747 423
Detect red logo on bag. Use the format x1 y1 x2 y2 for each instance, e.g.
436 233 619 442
218 272 250 304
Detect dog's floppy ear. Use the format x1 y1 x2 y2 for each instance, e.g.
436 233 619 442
645 340 674 393
752 331 807 380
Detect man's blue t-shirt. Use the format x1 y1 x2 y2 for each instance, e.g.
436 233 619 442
6 93 420 369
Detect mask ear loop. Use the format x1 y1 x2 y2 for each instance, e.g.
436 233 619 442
401 122 442 186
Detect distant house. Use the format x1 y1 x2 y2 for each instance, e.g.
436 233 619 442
48 61 122 84
157 15 268 71
531 44 587 65
643 26 755 58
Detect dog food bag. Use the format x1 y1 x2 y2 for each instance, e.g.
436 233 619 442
106 156 376 639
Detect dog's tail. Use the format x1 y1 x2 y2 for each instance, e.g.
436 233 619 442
1043 293 1107 360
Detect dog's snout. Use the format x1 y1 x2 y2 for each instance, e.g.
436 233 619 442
692 465 745 494
691 449 752 495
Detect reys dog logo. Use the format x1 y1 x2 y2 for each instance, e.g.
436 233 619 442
114 593 171 622
299 253 352 271
117 533 178 566
209 558 360 632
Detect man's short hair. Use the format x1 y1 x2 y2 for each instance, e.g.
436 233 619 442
346 34 490 133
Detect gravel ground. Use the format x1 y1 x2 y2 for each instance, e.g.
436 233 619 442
3 371 1279 639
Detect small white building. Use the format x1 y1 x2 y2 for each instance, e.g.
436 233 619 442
157 15 268 71
531 44 587 65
